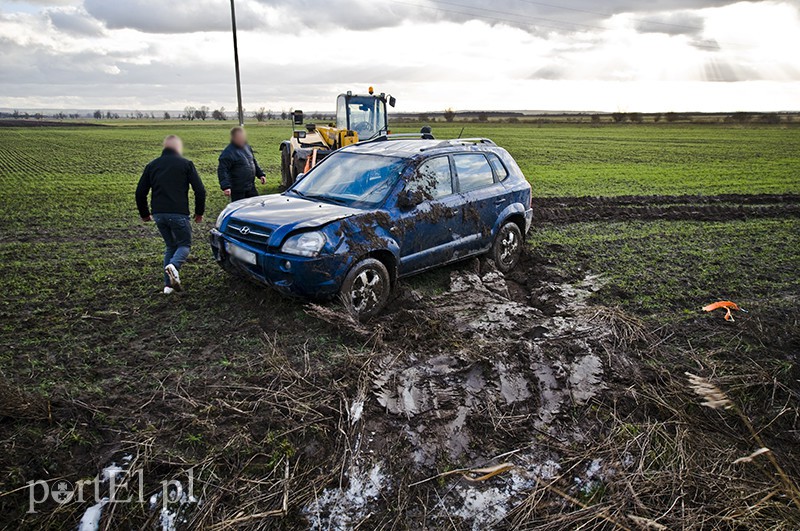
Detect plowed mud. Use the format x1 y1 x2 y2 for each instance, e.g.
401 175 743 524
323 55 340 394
307 254 629 529
534 193 800 223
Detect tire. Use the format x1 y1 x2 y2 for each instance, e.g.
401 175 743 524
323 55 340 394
340 258 391 320
491 221 523 273
280 146 293 189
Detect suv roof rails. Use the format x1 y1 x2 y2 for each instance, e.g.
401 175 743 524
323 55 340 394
420 138 496 151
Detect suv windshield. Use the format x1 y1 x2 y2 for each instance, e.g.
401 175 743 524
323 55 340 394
291 152 405 207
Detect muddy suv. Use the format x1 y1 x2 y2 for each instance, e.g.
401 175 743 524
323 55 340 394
210 138 533 318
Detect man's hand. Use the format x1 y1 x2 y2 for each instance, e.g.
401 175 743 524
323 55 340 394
259 176 267 185
194 215 203 224
142 215 153 222
223 188 231 196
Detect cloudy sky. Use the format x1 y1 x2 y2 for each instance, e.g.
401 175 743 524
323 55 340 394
0 0 798 112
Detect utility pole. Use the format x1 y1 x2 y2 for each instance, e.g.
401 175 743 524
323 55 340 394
230 0 244 126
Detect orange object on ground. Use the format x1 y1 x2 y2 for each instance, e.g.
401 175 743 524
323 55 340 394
702 301 745 321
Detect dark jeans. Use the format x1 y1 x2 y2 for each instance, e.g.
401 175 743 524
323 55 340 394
153 213 192 287
230 185 258 202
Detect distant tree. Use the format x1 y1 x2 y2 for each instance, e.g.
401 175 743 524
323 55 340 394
198 106 209 121
653 113 662 123
164 111 171 120
665 112 680 123
184 106 196 120
507 116 519 124
758 113 780 124
33 113 43 120
12 110 19 119
477 112 488 123
418 113 429 122
93 110 103 119
443 108 456 122
212 108 227 121
266 109 274 120
55 112 65 120
590 114 601 124
134 110 144 119
611 112 626 123
629 112 644 123
113 113 120 119
729 112 752 124
254 107 267 122
281 109 287 120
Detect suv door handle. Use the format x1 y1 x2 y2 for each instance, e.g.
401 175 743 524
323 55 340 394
494 198 507 205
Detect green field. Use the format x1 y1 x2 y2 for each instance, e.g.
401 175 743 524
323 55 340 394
1 122 798 529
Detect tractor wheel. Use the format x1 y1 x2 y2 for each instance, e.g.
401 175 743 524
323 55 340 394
280 147 293 189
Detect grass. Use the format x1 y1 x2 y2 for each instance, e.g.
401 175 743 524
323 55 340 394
0 121 798 529
529 218 800 312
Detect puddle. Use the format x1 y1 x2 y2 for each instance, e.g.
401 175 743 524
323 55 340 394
306 463 386 531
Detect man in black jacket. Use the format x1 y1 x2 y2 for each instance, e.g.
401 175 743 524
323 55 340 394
136 135 206 294
218 126 266 201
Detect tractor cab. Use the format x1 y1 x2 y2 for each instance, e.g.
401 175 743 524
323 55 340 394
336 88 395 142
279 87 396 189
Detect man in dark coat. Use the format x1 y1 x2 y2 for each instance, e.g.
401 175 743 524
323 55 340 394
135 135 206 294
218 126 266 201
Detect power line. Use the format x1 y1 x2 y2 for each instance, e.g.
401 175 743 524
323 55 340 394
516 0 706 33
390 0 738 50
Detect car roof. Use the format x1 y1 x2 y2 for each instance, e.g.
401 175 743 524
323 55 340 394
340 139 500 159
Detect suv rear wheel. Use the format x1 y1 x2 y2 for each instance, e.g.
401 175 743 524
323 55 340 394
491 222 523 273
341 258 391 320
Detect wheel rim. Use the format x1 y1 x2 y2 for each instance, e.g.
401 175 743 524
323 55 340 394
499 228 520 266
349 267 385 314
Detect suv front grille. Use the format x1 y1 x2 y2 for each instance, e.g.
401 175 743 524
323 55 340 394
225 221 273 246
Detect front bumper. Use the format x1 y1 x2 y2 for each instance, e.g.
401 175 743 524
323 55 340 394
209 229 350 298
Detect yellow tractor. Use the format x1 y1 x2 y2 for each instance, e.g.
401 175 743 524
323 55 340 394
279 87 396 188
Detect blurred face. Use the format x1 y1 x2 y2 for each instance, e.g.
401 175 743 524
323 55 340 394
164 137 183 155
231 130 247 147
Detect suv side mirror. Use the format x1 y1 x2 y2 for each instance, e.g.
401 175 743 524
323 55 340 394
293 110 304 125
388 96 396 108
397 188 424 210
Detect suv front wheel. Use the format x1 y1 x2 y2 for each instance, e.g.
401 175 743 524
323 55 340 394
341 258 391 320
491 221 523 273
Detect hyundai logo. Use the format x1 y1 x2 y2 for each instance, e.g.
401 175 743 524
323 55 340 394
238 226 250 236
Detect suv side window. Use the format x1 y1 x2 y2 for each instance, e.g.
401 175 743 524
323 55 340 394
411 156 453 200
454 154 495 193
487 153 509 181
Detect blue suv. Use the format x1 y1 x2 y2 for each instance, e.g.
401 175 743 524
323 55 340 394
210 138 533 318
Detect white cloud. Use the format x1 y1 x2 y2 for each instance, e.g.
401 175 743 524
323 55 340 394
0 0 798 111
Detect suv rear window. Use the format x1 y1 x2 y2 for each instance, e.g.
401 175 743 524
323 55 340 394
454 154 495 193
487 153 509 181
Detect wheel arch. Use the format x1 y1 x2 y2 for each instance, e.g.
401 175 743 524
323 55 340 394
364 249 398 288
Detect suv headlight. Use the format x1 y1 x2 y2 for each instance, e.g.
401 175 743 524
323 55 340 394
281 231 326 257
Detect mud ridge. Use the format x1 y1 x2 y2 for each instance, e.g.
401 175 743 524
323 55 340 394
534 193 800 223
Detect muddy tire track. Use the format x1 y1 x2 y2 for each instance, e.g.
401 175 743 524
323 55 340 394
533 193 800 223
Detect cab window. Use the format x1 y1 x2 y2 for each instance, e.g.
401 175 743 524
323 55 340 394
487 153 509 181
454 154 495 193
409 156 453 200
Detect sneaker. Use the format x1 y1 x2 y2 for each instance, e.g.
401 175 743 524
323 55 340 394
163 286 175 295
165 264 182 291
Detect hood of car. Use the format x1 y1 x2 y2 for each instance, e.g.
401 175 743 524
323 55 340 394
225 194 360 242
